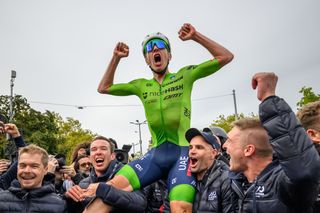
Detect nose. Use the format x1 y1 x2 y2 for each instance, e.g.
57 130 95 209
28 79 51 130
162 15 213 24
189 146 196 155
152 45 159 52
222 141 228 150
23 165 31 173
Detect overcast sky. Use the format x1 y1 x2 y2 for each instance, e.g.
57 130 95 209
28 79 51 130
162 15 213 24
1 0 319 154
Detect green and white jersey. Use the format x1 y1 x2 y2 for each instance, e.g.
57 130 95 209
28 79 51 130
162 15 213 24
108 59 221 147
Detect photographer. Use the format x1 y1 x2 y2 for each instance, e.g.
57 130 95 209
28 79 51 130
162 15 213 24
45 154 73 196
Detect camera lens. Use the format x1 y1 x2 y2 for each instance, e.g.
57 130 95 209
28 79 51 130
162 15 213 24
116 153 125 162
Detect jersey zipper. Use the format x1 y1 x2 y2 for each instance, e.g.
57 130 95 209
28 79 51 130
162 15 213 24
159 82 167 142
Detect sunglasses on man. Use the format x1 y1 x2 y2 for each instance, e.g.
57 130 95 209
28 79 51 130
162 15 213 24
144 39 169 54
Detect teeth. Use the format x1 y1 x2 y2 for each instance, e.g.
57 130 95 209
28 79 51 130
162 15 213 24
95 158 104 163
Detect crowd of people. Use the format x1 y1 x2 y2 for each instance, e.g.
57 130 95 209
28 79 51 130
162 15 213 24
0 23 320 213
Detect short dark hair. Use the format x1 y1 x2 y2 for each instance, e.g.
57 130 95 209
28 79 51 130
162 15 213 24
73 155 89 172
71 141 91 163
91 136 115 153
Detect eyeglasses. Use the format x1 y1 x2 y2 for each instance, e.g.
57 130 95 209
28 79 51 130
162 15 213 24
144 39 168 53
80 162 91 168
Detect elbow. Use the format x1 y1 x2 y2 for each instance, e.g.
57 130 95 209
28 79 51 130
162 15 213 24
218 53 234 67
97 86 109 94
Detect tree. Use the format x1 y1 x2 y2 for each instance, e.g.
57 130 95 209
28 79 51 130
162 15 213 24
297 86 320 108
0 95 95 162
55 117 95 163
210 113 257 133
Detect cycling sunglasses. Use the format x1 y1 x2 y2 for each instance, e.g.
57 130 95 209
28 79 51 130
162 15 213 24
144 39 169 53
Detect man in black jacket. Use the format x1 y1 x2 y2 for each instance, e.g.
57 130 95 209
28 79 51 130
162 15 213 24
0 144 67 213
297 101 320 212
185 127 233 213
223 72 320 212
65 136 147 213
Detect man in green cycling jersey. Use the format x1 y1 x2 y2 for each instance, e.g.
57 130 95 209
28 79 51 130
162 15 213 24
88 23 233 213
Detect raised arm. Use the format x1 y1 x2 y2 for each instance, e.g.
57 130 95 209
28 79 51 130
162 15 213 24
178 23 233 67
253 72 320 207
97 42 129 94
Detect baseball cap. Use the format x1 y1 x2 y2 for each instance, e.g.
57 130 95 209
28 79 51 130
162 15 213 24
185 128 220 150
203 126 227 146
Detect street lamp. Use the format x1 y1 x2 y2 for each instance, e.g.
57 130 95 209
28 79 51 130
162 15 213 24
9 70 16 122
130 120 147 155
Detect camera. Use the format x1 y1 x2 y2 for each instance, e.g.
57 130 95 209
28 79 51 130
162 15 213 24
55 154 66 171
115 144 132 164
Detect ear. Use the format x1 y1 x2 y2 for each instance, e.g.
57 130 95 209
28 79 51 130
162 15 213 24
306 129 320 143
210 149 218 160
144 54 150 65
111 152 116 160
168 52 172 61
244 144 255 157
44 165 48 174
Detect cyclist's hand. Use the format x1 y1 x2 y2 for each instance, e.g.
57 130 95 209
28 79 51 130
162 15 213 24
113 42 129 58
179 23 196 41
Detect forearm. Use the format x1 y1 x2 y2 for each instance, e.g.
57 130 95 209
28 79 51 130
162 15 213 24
0 161 17 190
97 55 121 94
13 136 26 148
192 31 233 66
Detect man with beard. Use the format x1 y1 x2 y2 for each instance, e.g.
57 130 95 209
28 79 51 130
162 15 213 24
297 101 320 212
95 23 233 213
0 144 67 212
185 128 233 212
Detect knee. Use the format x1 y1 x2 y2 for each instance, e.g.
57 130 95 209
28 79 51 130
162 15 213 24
170 200 192 213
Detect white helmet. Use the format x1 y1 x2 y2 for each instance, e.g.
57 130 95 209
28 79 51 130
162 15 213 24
141 32 171 55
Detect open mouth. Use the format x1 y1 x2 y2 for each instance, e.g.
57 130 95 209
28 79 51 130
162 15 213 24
21 175 35 180
95 158 104 166
154 54 161 63
190 157 198 167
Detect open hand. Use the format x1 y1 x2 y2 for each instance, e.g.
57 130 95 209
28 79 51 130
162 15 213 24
65 185 86 202
82 183 100 198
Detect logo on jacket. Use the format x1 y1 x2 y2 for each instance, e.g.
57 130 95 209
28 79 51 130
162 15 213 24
143 92 148 99
171 177 177 185
255 185 265 198
208 191 217 201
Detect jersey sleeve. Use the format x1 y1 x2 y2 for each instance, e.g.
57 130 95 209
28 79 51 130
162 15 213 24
185 59 221 83
108 79 141 96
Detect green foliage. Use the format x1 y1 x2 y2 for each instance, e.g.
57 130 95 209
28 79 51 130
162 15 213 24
0 95 95 163
297 87 320 108
210 113 258 133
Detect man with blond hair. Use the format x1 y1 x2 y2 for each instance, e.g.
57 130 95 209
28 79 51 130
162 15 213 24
223 72 320 212
0 144 67 212
297 100 320 212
